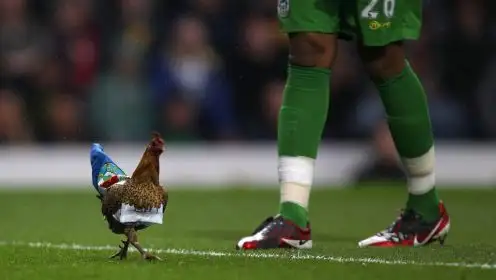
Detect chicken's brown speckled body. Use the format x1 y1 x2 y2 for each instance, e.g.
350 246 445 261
102 179 167 218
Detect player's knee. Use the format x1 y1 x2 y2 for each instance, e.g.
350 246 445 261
359 41 406 81
288 33 337 69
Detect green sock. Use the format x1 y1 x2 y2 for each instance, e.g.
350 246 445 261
406 188 439 221
278 64 330 228
374 61 440 221
280 202 308 228
278 64 330 158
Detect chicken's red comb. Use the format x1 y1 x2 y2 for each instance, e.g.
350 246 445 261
149 131 165 153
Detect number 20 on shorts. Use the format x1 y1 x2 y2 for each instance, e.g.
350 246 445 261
361 0 396 19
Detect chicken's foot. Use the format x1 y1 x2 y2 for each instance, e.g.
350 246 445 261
109 240 129 260
125 227 162 261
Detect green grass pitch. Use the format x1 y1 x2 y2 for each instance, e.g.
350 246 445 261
1 187 495 279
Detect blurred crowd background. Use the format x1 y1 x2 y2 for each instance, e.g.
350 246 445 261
0 0 495 145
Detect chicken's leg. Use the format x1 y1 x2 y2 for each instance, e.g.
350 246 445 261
109 240 129 260
125 227 162 261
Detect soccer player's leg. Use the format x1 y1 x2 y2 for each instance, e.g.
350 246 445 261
354 0 450 247
236 0 338 250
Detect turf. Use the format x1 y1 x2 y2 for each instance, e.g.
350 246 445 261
1 187 495 280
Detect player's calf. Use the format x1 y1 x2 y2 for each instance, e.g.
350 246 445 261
276 32 337 228
359 41 441 222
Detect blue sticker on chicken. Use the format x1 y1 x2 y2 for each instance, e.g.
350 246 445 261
90 143 128 195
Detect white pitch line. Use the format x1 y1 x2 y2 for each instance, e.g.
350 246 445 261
1 241 495 270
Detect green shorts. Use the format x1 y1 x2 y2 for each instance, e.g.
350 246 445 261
277 0 422 46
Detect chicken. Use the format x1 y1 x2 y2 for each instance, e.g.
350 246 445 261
97 132 168 261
